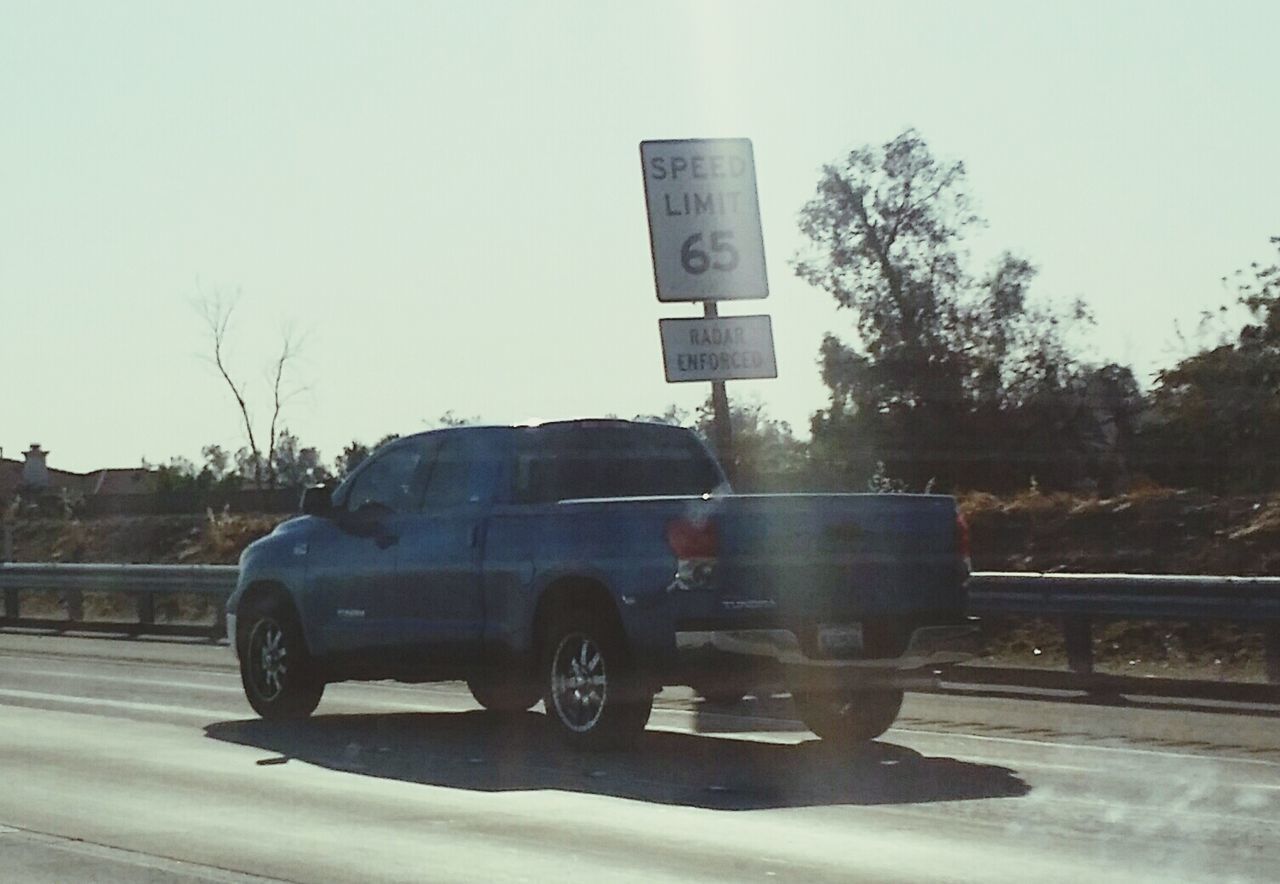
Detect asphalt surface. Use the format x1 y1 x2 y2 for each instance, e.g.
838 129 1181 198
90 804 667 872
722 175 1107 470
0 631 1277 883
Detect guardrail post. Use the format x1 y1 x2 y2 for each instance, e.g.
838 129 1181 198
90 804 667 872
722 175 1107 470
1265 626 1280 685
208 593 229 642
64 589 84 625
1063 615 1093 676
1 523 14 620
136 593 155 631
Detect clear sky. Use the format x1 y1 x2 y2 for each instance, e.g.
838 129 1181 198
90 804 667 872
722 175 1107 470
3 1 1277 473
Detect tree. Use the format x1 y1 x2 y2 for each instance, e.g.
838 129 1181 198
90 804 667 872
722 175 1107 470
1140 237 1280 491
693 399 808 491
148 445 243 495
201 445 233 483
334 441 371 479
636 400 808 492
433 410 482 428
333 433 401 479
271 430 331 487
195 291 306 489
794 130 1118 492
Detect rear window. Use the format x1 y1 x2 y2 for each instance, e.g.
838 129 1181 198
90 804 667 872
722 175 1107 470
514 423 724 503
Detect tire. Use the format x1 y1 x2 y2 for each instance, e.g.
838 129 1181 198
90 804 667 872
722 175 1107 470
238 596 324 721
542 608 652 750
467 672 541 714
792 688 903 745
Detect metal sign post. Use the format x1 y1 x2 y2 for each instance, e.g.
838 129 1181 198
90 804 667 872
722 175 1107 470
703 301 735 476
640 137 773 482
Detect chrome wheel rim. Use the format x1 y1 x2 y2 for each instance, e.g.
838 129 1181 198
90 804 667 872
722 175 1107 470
248 618 288 702
549 632 608 733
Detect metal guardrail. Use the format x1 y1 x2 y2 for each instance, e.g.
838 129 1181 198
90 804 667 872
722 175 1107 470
1 564 1278 685
0 563 236 640
968 571 1280 621
967 571 1280 685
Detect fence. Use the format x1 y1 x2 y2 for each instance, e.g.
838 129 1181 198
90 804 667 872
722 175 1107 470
966 571 1280 685
0 563 237 639
2 564 1279 693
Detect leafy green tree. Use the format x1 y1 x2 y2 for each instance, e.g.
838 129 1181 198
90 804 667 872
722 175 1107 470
150 446 244 495
200 445 233 482
1140 238 1280 491
333 433 401 479
271 430 331 487
335 441 371 479
692 399 808 491
631 404 693 427
433 410 482 428
794 130 1122 492
636 400 808 492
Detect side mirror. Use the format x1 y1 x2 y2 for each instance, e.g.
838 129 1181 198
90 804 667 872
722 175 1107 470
300 484 334 517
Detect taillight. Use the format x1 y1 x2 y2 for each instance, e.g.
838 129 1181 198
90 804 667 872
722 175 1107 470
666 518 717 591
956 513 972 575
666 518 718 559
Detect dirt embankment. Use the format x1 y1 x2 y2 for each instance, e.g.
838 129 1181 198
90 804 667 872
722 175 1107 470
12 488 1279 572
961 488 1280 576
7 510 282 565
958 489 1280 681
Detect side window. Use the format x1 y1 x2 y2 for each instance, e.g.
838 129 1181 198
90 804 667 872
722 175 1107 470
344 443 425 514
420 439 472 509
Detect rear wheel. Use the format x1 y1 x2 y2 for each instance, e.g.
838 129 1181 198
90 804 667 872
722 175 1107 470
542 609 652 750
792 688 903 744
238 596 324 720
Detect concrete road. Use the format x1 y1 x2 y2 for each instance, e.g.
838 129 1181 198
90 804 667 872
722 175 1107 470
0 631 1276 883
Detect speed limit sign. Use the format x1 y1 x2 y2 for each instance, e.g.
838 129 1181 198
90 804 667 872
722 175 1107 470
640 138 768 302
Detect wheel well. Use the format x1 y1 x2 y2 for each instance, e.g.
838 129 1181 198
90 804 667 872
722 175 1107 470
235 582 303 648
532 577 623 649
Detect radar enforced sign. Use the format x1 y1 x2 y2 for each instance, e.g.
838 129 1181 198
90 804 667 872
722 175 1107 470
659 315 777 382
641 138 768 302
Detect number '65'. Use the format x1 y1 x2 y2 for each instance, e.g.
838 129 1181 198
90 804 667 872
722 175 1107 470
680 231 740 275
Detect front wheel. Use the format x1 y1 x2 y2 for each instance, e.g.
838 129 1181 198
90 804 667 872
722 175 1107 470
238 599 324 720
792 688 903 745
542 610 652 750
467 672 541 714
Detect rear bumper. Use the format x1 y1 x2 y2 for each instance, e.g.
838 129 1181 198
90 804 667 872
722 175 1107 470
674 622 980 689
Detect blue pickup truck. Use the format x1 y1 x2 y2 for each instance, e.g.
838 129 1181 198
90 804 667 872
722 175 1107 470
227 420 976 748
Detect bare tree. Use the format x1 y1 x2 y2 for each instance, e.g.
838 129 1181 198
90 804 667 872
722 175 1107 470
195 291 307 489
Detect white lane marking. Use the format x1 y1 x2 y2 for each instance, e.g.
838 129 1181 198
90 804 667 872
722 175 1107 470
892 725 1280 769
0 823 292 883
1 667 244 693
0 686 474 720
0 687 232 720
6 654 1279 772
0 663 481 702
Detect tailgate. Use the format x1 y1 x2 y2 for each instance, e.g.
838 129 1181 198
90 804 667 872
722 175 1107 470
714 493 964 627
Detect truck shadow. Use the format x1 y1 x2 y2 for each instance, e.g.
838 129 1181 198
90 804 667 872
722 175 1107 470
204 712 1029 810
